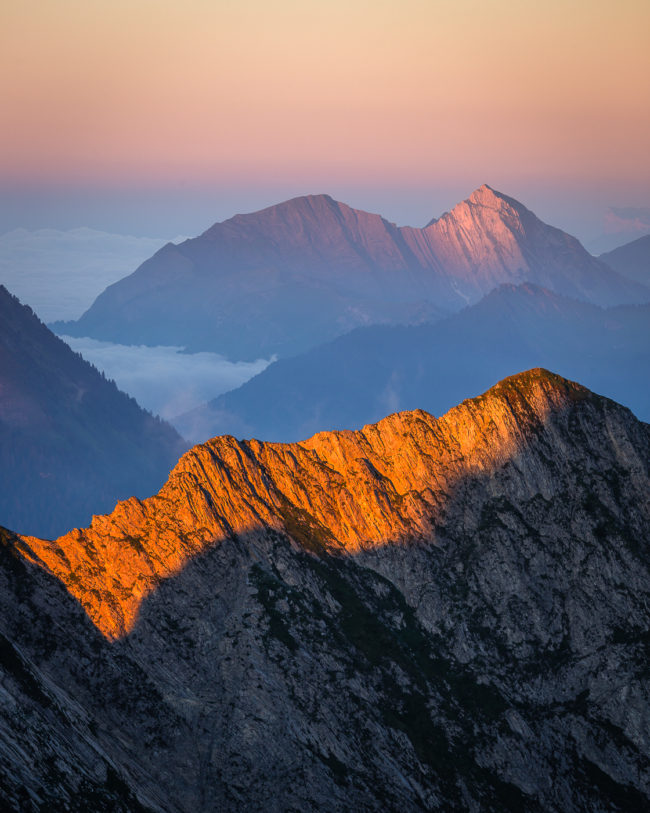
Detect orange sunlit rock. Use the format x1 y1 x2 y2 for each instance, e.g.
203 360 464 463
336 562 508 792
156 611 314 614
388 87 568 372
17 369 588 639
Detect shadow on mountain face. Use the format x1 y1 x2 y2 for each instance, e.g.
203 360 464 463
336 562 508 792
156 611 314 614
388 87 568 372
2 379 649 811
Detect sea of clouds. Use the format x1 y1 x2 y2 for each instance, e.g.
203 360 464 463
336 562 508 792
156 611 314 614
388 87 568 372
0 227 187 321
0 227 271 431
60 336 272 423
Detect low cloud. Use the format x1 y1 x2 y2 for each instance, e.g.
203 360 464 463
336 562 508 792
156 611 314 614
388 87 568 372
603 207 650 235
61 336 272 421
0 227 186 321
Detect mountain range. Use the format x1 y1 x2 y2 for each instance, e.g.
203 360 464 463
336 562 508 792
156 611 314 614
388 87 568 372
1 370 649 810
175 283 650 443
3 181 650 811
0 285 186 538
53 186 649 361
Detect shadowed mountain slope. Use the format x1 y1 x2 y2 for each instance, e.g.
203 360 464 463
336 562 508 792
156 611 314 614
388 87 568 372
54 187 648 360
600 233 650 287
2 370 649 810
176 283 650 443
0 285 186 538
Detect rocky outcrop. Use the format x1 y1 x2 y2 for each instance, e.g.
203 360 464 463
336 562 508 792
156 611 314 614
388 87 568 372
55 188 648 359
1 369 649 810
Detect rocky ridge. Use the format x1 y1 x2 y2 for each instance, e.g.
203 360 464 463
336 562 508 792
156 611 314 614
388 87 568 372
19 369 597 639
1 369 649 810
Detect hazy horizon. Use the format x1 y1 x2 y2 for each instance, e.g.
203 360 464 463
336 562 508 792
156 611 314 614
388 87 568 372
2 1 648 247
2 181 649 253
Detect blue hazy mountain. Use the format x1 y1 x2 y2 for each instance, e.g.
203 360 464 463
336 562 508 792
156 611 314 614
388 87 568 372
600 233 650 288
0 285 187 537
175 283 650 442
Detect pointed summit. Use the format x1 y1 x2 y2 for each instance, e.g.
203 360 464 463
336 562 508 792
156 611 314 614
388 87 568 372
468 183 502 205
465 184 526 215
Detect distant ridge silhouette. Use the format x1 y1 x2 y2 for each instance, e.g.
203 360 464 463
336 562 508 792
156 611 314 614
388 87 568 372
174 283 650 443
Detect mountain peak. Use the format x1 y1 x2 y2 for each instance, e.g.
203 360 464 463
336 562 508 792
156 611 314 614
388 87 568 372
16 369 604 639
478 366 590 406
469 183 498 201
4 365 649 808
224 193 345 225
467 184 520 212
261 192 338 213
61 185 648 358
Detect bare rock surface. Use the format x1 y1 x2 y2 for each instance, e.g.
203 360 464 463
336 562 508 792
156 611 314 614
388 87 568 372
1 369 649 810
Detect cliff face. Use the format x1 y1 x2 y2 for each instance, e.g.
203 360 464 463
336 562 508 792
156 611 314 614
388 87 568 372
403 186 639 305
18 369 609 639
56 187 648 359
1 370 649 811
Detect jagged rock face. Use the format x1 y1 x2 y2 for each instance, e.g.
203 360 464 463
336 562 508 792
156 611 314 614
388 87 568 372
403 187 646 304
0 285 187 538
20 368 608 639
1 370 649 811
56 187 647 359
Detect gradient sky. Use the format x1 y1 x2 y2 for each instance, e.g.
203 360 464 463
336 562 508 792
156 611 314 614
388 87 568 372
2 0 649 240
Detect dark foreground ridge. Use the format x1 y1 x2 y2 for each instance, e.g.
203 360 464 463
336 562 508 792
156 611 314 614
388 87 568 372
1 369 649 810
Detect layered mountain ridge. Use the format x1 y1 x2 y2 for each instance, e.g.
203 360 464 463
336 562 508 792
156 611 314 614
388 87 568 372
176 283 650 442
55 186 648 360
2 369 649 811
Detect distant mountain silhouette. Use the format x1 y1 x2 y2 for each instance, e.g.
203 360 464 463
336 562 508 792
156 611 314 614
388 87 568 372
54 186 648 360
175 284 650 442
0 285 186 537
600 233 650 287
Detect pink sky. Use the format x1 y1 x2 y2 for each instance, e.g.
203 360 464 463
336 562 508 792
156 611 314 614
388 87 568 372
1 0 649 238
